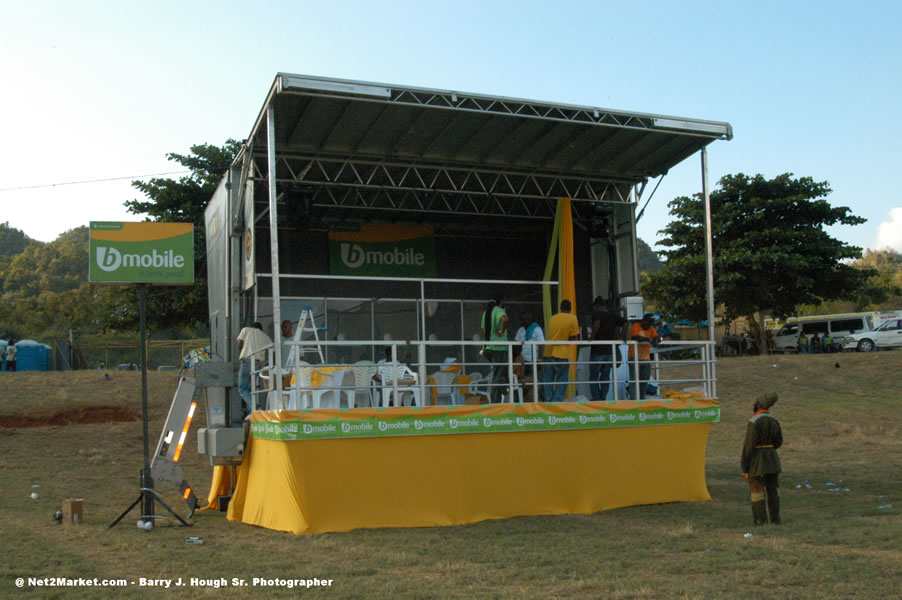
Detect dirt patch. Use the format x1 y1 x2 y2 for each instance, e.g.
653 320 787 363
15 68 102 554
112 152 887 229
0 405 140 428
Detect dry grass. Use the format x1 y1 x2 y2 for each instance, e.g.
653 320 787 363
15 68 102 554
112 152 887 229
1 352 901 599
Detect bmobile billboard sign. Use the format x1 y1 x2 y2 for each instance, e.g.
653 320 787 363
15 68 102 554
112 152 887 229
328 224 436 278
89 222 194 285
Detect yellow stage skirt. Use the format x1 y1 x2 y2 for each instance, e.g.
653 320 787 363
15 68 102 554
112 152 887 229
213 399 718 534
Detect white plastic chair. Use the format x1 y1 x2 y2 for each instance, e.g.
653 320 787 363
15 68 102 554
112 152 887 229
378 364 421 407
288 360 314 409
431 370 458 406
290 361 344 409
477 371 493 399
500 373 525 404
342 361 378 408
259 364 292 410
319 370 347 409
464 371 483 400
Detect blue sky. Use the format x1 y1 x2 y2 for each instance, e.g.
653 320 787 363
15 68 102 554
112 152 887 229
2 0 901 253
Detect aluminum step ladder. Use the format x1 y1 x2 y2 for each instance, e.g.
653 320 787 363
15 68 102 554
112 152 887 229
284 306 326 367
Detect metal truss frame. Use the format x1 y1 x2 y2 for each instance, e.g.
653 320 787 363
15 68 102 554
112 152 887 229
247 153 632 222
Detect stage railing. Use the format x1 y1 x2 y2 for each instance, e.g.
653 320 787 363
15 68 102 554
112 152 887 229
252 338 717 410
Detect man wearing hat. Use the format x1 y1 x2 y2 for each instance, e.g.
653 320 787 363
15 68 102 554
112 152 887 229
741 392 783 525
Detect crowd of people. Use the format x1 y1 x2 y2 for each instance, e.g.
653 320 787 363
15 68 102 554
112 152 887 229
234 296 665 409
796 332 841 353
480 295 662 403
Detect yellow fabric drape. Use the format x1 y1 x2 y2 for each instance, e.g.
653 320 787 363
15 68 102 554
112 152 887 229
557 198 578 397
223 400 716 535
202 465 232 511
542 197 578 396
542 202 562 328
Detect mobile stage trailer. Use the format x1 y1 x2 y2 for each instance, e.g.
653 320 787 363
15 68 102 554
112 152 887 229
156 74 731 533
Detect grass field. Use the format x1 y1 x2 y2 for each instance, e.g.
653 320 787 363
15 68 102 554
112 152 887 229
1 352 900 599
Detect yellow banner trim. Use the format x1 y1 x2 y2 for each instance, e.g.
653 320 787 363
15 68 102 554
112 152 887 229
90 222 193 242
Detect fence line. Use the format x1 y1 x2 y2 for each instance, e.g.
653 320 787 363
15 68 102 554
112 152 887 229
76 339 208 370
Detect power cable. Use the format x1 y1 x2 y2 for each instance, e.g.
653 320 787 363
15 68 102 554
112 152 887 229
0 170 192 192
635 174 665 224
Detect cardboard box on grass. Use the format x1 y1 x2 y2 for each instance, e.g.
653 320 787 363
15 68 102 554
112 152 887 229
61 498 84 525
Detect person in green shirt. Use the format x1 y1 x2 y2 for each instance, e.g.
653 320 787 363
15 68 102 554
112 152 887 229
741 392 783 525
797 332 809 354
481 295 509 403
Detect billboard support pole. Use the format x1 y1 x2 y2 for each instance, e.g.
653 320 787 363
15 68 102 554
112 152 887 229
109 284 191 531
138 284 153 523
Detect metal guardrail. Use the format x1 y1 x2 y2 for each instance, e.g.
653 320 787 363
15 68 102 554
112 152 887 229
249 338 716 410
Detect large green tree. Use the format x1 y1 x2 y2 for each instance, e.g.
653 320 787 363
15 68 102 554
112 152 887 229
645 173 873 350
123 140 242 329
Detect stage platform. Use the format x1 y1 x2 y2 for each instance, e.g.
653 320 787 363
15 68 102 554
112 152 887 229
212 399 720 534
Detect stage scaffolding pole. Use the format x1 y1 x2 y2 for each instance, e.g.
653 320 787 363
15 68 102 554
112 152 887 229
701 148 717 398
267 104 285 408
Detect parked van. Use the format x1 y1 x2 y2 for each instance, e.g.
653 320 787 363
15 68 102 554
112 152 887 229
772 314 874 352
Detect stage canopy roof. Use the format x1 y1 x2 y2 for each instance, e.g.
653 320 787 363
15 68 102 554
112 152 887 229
237 73 732 228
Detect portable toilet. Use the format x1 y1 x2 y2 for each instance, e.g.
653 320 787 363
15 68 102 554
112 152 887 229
15 340 52 372
0 339 7 371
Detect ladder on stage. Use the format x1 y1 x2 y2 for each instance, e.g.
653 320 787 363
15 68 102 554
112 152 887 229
285 307 326 366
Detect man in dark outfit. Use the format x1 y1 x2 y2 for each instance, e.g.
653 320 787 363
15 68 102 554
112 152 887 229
741 392 783 525
589 298 627 401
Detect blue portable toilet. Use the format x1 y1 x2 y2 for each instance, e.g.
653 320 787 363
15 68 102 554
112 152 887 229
0 339 7 371
15 340 52 372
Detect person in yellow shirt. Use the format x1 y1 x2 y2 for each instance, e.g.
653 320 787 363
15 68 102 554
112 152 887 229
542 300 580 402
627 313 659 399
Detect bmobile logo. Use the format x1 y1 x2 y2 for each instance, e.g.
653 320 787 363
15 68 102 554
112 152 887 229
340 243 366 269
339 243 425 269
95 247 185 272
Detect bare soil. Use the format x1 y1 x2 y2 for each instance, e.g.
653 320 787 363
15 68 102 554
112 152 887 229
0 405 140 428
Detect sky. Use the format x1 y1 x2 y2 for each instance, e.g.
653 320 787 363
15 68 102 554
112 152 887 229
2 0 901 254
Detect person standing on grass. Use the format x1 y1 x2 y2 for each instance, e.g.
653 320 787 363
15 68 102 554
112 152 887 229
741 392 783 525
6 341 16 372
797 331 809 354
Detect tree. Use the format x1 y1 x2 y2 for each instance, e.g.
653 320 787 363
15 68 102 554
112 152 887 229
645 173 873 351
0 222 39 292
850 248 902 308
123 140 242 329
637 239 664 274
0 222 36 257
0 226 132 338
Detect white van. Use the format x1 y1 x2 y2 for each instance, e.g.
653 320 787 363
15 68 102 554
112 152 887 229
772 315 874 352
